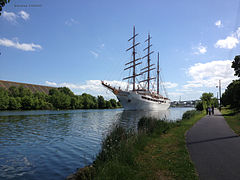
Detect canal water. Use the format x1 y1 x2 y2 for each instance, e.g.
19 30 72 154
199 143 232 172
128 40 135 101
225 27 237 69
0 107 193 180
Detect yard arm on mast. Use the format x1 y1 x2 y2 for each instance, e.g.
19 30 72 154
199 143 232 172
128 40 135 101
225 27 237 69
123 26 142 91
141 33 155 91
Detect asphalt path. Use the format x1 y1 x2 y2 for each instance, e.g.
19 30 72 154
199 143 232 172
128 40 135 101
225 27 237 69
186 109 240 180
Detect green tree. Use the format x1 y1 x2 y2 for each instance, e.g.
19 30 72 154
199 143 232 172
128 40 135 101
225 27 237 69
105 101 112 109
97 96 106 109
232 55 240 78
76 96 84 109
21 96 34 110
41 101 53 110
49 88 59 96
0 0 11 16
70 97 77 109
82 93 98 109
49 89 71 109
18 86 32 97
58 87 75 97
8 97 21 110
200 92 213 108
197 92 218 112
34 91 47 101
222 80 240 108
195 101 203 111
8 86 19 97
212 97 219 108
32 97 41 110
109 99 117 108
0 87 9 110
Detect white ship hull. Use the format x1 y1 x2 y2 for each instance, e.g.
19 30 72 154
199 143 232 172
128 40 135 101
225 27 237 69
116 90 170 111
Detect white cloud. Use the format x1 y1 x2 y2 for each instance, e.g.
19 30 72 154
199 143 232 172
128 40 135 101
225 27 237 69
0 38 42 51
2 11 18 23
100 43 105 48
45 80 130 99
58 80 128 91
183 83 203 89
89 43 105 58
168 92 183 98
65 18 79 26
44 79 179 100
169 90 204 101
90 50 99 58
2 11 30 23
193 43 207 55
170 60 237 100
186 60 237 88
235 27 240 38
45 81 57 86
198 46 207 54
19 11 30 20
215 36 239 49
162 82 178 88
215 20 222 28
214 27 240 49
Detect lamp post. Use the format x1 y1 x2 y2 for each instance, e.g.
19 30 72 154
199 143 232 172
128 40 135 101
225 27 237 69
216 80 221 111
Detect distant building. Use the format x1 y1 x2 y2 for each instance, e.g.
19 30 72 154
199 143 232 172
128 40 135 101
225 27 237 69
0 80 56 94
171 100 198 107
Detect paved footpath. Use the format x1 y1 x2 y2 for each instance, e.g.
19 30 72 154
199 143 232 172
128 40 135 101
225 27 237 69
186 109 240 180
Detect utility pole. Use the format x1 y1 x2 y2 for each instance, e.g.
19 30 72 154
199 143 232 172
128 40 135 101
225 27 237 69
216 80 221 111
219 80 221 111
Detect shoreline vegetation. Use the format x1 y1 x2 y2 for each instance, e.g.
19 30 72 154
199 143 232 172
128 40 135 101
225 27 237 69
0 86 121 111
67 110 204 180
220 56 240 134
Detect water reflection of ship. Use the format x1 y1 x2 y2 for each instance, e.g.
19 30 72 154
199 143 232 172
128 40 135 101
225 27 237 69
118 109 170 131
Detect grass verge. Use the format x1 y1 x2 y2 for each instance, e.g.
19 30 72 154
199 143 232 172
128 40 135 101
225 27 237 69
221 107 240 135
67 110 204 180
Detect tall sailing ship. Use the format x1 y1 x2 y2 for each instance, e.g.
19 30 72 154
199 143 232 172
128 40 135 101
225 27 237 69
102 26 170 111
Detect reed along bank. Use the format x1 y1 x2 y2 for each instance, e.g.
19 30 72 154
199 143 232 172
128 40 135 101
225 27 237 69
67 110 205 180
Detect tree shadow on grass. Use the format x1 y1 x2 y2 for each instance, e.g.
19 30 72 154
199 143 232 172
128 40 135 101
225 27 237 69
222 108 240 116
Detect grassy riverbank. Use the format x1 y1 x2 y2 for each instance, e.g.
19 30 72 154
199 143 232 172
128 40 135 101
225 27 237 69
67 110 204 180
222 107 240 135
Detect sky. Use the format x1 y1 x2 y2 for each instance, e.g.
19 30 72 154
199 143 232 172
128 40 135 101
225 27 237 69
1 0 240 101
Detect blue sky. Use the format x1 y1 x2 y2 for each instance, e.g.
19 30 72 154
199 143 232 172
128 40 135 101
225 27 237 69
1 0 240 100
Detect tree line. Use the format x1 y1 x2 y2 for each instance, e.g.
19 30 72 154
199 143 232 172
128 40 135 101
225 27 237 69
221 55 240 108
0 86 121 110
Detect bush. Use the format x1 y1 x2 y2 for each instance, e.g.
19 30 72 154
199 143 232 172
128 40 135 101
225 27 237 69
138 117 178 135
182 110 197 120
195 101 203 111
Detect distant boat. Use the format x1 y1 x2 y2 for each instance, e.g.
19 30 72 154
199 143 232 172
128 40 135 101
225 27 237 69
102 26 170 111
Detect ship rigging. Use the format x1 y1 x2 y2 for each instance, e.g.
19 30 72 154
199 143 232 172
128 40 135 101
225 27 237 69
102 26 170 111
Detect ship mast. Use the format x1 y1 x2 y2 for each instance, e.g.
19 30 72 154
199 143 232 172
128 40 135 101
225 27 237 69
123 26 142 91
157 52 160 95
140 33 155 91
